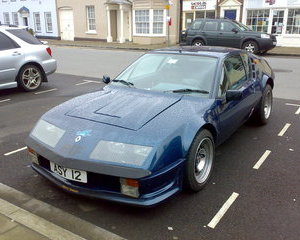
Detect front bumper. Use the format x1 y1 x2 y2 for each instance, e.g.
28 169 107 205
31 154 185 207
257 38 277 51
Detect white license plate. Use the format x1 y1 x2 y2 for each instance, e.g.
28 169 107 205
273 41 277 45
50 162 87 183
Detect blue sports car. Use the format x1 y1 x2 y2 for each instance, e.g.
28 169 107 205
26 47 274 206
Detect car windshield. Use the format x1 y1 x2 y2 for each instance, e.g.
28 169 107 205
7 29 42 45
113 53 218 97
233 21 252 31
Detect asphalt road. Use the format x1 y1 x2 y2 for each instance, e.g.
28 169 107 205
0 47 299 240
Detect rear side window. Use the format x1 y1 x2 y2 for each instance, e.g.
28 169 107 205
0 32 19 50
6 29 42 45
191 21 203 30
203 21 218 31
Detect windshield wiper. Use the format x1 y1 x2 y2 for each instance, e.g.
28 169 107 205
167 88 209 94
112 79 135 87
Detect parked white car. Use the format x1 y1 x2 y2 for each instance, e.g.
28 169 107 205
0 26 57 91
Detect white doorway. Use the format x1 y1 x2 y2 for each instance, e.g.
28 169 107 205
59 8 74 41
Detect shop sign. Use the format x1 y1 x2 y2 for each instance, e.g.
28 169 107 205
191 1 207 10
265 0 276 5
183 0 216 11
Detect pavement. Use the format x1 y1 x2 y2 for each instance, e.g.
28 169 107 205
43 39 300 56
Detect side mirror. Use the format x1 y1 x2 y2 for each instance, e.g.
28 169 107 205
102 75 111 84
232 28 239 33
226 89 243 102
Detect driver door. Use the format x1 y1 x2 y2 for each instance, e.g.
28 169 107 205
216 54 256 143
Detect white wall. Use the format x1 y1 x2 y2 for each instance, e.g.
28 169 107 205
0 0 59 38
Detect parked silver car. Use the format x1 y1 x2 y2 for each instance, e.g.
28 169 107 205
0 26 57 91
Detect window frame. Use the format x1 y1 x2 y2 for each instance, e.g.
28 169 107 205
3 12 10 25
12 12 19 26
286 8 300 35
44 12 53 33
133 9 166 37
86 5 96 32
33 12 42 33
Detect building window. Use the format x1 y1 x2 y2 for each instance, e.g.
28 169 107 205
44 12 53 33
135 10 150 34
286 9 300 34
12 12 18 26
3 12 10 25
86 6 96 31
246 10 269 33
33 13 41 32
195 10 215 19
153 10 164 34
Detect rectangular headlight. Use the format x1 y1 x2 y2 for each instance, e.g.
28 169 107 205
89 141 152 166
31 119 65 148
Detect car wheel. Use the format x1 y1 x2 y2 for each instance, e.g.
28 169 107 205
251 84 273 125
18 65 43 92
242 41 258 54
193 39 205 47
185 129 215 192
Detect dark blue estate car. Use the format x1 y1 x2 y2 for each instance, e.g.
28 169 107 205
26 47 274 206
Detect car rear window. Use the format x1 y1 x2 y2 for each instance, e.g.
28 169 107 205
6 29 42 45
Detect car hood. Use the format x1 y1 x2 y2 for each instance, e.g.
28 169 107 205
65 86 182 131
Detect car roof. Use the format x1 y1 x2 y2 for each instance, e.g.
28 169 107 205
0 26 28 31
150 46 243 58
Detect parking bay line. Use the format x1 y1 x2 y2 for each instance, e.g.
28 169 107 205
285 103 300 115
34 88 57 95
207 192 239 229
253 150 271 170
0 198 86 240
278 123 291 137
4 147 27 156
0 98 11 103
76 80 101 86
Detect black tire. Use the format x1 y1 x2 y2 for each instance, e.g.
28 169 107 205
251 84 273 125
17 65 43 92
184 129 215 192
242 40 259 54
192 39 205 47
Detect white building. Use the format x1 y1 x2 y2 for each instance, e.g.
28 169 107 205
242 0 300 47
0 0 59 39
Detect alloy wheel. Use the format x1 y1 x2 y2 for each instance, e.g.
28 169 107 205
22 67 42 90
194 137 213 184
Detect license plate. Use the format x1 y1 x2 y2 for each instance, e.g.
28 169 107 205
273 41 277 45
50 162 87 183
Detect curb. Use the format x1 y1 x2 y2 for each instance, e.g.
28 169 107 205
49 43 300 56
0 183 125 240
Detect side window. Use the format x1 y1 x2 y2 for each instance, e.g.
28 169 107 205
224 55 247 90
240 53 252 79
191 21 202 30
219 22 235 32
218 66 230 97
0 32 19 51
203 21 218 31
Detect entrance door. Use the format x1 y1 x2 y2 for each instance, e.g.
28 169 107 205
59 9 74 41
23 17 28 26
224 10 237 20
271 10 284 34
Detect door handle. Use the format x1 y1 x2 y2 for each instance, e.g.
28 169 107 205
12 51 21 56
